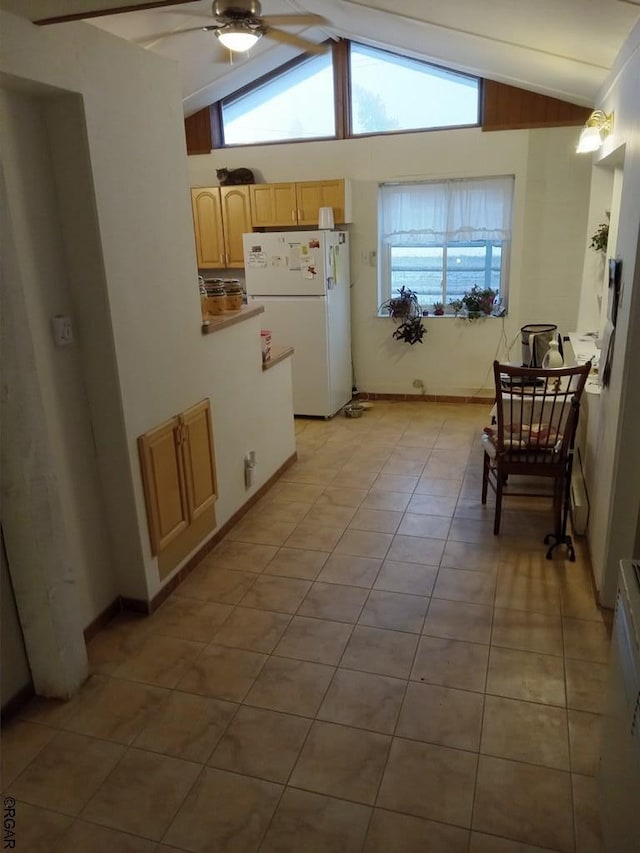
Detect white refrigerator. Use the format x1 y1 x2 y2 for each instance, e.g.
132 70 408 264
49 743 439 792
243 230 351 418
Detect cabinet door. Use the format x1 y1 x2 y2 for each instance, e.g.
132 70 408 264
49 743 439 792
296 180 345 225
191 188 224 268
220 186 252 268
138 417 189 555
250 183 297 227
180 399 217 521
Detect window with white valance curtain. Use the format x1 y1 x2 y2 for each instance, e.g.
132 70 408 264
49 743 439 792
379 176 515 312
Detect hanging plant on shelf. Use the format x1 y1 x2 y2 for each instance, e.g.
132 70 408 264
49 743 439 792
589 222 609 253
453 285 497 319
379 286 427 345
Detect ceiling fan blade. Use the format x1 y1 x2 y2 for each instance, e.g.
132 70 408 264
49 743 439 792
264 28 329 54
134 25 218 46
34 1 199 26
262 15 327 27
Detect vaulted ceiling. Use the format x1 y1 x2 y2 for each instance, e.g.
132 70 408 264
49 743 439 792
4 0 639 115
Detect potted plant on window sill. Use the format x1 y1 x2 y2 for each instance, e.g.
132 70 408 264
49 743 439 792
458 285 497 319
379 286 427 345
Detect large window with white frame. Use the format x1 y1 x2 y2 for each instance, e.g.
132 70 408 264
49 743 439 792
379 177 514 313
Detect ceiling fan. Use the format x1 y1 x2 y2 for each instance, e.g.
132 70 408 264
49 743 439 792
35 1 328 55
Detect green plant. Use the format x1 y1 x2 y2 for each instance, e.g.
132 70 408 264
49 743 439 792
379 286 427 345
589 222 609 253
460 285 496 318
449 298 463 316
433 301 445 315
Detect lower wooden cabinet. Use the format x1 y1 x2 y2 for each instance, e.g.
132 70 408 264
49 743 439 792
138 399 217 555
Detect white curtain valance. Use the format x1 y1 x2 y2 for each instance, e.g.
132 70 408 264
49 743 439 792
380 176 514 244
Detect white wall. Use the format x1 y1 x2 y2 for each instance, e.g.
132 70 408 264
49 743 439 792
1 10 296 642
189 125 591 396
582 20 640 605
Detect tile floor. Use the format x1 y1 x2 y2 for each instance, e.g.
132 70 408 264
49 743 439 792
2 402 612 853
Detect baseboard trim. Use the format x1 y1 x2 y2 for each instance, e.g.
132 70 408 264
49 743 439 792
83 597 123 642
1 682 35 724
356 392 493 405
121 451 298 616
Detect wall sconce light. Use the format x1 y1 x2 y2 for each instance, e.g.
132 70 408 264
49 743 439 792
576 110 614 153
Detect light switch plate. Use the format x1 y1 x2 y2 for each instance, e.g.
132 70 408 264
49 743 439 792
51 315 74 346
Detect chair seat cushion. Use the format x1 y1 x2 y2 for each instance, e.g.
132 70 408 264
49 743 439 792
482 424 563 455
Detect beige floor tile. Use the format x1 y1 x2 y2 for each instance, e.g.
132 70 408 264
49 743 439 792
267 481 325 503
177 644 267 702
563 617 611 663
333 528 394 559
16 691 87 729
11 802 71 853
238 574 311 613
244 498 312 525
205 540 279 572
374 560 438 596
387 534 446 566
316 554 382 588
398 681 484 751
10 731 123 815
85 615 151 675
63 676 167 744
415 477 462 497
487 647 566 706
363 808 469 853
494 576 561 615
317 486 368 508
244 656 334 716
381 455 427 477
303 503 358 528
440 539 500 572
164 767 282 853
285 523 345 552
565 658 609 714
491 608 563 656
372 473 419 493
208 706 311 782
559 578 605 621
448 518 499 545
177 567 257 604
358 589 429 633
377 736 477 826
114 634 205 689
260 788 371 853
433 567 497 606
54 819 156 853
341 625 419 679
406 493 457 517
398 513 452 539
362 489 411 512
133 691 236 762
225 518 297 546
411 636 489 693
211 606 291 653
572 773 604 853
280 464 339 485
298 581 369 622
148 596 233 643
330 469 380 490
318 668 405 734
480 695 570 770
0 720 56 789
469 833 559 852
289 720 390 805
423 458 467 480
423 599 493 644
349 507 403 534
273 615 352 665
82 747 200 840
262 547 329 580
568 709 602 776
472 755 574 853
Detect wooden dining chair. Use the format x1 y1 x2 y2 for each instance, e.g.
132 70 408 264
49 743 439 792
481 360 591 553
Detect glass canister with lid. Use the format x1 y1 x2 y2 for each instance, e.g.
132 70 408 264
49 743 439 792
204 280 226 316
223 280 243 312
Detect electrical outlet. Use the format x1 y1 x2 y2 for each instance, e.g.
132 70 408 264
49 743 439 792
51 315 74 346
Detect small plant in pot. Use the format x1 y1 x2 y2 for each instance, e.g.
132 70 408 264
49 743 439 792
460 285 496 319
379 286 427 345
433 301 445 316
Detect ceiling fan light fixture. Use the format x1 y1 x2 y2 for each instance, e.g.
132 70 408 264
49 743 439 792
215 22 262 52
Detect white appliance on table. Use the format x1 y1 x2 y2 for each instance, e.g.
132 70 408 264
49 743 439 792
243 230 351 418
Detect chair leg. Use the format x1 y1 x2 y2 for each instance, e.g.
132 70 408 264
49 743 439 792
481 452 489 504
494 471 504 535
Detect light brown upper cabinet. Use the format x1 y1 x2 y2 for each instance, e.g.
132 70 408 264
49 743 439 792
250 179 351 228
138 399 217 556
191 186 252 268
